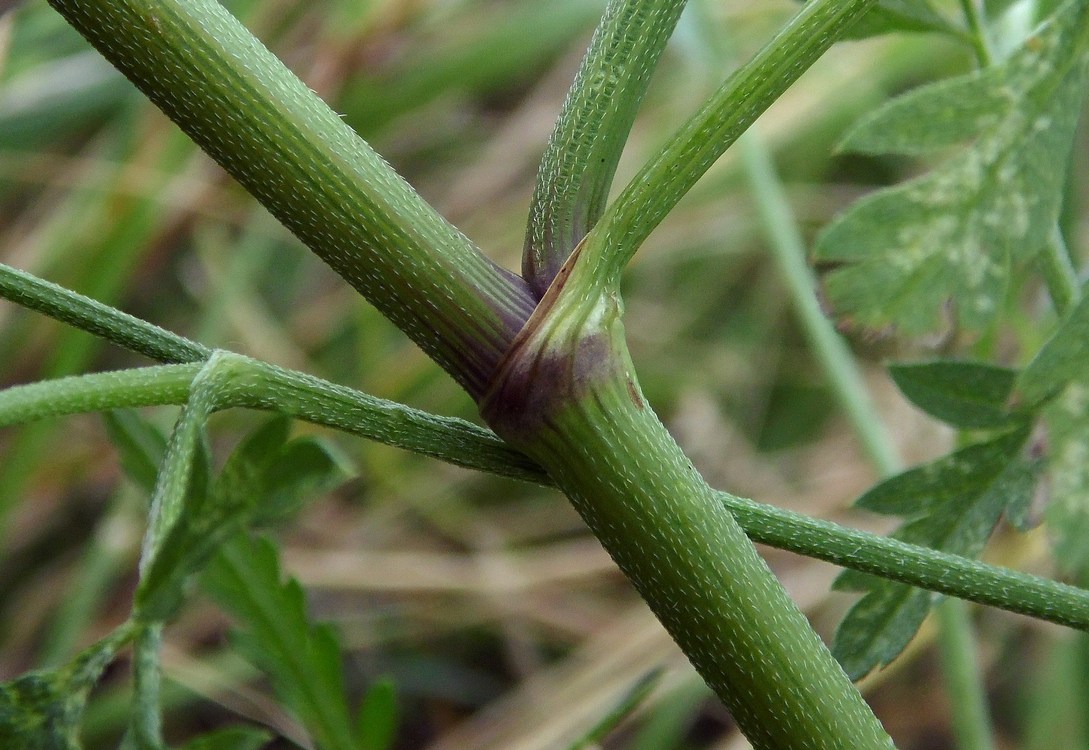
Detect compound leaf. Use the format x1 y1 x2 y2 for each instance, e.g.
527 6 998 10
833 428 1033 679
816 1 1089 336
889 360 1021 428
135 416 349 622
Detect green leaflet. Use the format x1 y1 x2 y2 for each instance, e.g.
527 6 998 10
354 679 398 750
889 360 1022 429
134 415 349 622
837 67 1010 155
832 428 1034 679
815 0 1089 336
1017 285 1089 407
202 534 360 750
0 629 131 750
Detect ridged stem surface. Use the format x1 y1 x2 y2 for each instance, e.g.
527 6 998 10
482 256 895 750
46 0 535 397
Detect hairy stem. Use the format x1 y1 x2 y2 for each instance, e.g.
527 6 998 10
523 0 689 295
582 0 876 282
5 259 1089 633
0 262 210 365
45 0 534 397
0 359 545 485
483 256 895 749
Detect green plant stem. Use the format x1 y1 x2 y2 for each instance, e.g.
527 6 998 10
44 0 535 398
6 360 1089 632
960 0 996 65
0 262 211 364
739 124 996 750
720 489 1089 632
1040 226 1081 315
582 0 876 282
0 359 546 485
483 259 896 749
936 599 997 750
739 133 901 476
127 624 165 749
523 0 688 294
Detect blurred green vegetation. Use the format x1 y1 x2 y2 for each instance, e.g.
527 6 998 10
0 0 1086 748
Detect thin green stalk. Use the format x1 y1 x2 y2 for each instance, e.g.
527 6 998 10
45 0 535 398
1040 226 1081 315
0 359 546 485
581 0 876 283
6 357 1089 633
739 133 901 476
126 624 165 749
959 0 996 66
719 488 1089 632
524 0 689 295
0 262 211 364
936 599 997 750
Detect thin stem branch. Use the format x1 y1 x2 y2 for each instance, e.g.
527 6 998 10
723 489 1089 632
0 262 210 364
3 368 1088 633
959 0 996 66
523 0 689 295
581 0 876 285
0 359 546 486
739 133 901 477
5 262 1089 635
936 599 997 750
1040 225 1081 315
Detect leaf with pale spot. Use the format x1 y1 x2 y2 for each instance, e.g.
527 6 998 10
815 1 1089 336
832 427 1034 679
0 632 128 750
1039 373 1089 575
